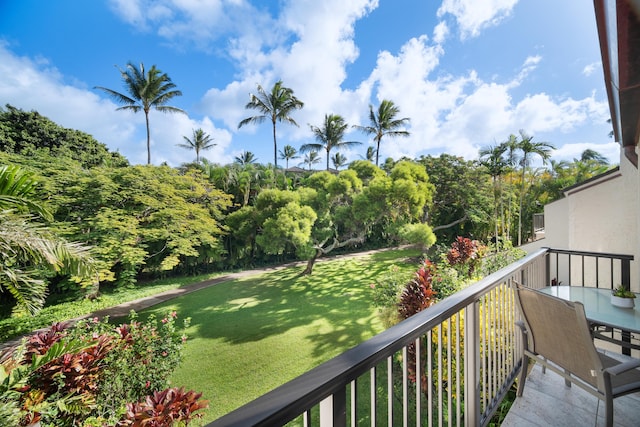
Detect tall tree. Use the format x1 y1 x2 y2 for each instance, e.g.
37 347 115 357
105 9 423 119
502 134 520 242
177 128 216 163
516 130 555 245
359 146 377 162
301 114 361 170
238 81 304 168
95 62 185 165
301 151 321 170
332 152 348 170
0 165 95 314
279 144 299 169
353 100 410 166
580 148 609 164
234 151 257 166
479 144 508 247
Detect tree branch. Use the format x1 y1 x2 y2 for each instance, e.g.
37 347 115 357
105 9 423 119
432 215 468 232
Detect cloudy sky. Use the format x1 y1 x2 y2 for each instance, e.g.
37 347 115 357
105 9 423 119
0 0 619 167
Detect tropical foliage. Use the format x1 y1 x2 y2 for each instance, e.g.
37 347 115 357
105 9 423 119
177 128 216 164
0 311 207 426
0 105 128 168
0 107 617 319
0 164 96 315
301 113 360 170
95 62 185 165
354 99 410 166
238 80 304 168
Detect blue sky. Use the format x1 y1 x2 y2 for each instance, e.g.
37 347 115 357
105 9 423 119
0 0 619 167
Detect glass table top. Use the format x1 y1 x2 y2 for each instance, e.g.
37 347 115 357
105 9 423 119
538 286 640 334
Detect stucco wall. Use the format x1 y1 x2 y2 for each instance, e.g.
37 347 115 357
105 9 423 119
521 152 639 290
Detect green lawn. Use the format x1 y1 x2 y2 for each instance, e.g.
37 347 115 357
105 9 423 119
136 248 422 423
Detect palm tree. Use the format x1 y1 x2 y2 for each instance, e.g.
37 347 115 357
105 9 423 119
580 148 609 164
95 62 185 165
331 152 348 170
238 81 304 168
301 114 361 170
479 144 508 248
301 151 321 170
359 146 377 162
177 128 216 163
353 99 410 166
279 145 299 169
234 150 258 166
516 130 555 245
503 134 520 241
0 165 95 314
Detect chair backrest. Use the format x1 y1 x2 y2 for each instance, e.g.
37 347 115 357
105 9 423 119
514 285 604 388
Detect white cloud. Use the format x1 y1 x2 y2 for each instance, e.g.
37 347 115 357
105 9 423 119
0 43 231 166
107 0 268 52
359 41 610 162
552 141 619 163
582 62 600 76
437 0 519 39
433 21 449 45
200 0 380 149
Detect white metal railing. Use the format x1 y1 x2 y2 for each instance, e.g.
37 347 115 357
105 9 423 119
207 248 632 426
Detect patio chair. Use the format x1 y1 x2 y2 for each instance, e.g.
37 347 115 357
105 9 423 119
513 285 640 427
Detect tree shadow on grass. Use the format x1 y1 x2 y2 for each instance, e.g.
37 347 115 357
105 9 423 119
140 248 422 360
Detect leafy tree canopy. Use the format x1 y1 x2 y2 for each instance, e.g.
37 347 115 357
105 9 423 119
0 104 129 168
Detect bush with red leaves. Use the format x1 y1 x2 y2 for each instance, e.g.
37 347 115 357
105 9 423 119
118 387 209 427
446 236 482 277
0 312 206 426
398 260 437 320
397 260 437 392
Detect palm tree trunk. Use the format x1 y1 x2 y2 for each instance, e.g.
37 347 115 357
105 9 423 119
145 110 152 165
272 120 278 168
493 176 499 251
518 166 526 246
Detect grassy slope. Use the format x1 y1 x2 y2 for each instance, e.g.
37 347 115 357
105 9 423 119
137 248 422 423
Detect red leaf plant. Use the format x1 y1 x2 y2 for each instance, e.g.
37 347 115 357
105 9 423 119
397 260 437 392
118 387 209 427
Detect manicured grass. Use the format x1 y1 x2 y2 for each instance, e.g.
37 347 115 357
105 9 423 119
0 271 233 342
137 248 422 424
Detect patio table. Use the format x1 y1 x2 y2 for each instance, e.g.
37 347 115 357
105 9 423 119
538 286 640 355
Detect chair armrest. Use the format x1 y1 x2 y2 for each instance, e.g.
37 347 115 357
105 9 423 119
604 357 640 376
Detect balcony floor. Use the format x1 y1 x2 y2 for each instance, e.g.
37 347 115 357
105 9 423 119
502 350 640 427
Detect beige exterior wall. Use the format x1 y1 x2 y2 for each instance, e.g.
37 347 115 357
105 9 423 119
521 151 639 290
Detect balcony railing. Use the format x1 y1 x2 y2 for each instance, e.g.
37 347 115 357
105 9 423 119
207 248 633 427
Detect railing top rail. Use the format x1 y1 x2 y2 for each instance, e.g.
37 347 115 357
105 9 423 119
545 247 634 261
207 247 549 426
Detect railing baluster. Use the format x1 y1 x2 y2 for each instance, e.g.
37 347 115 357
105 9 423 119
428 329 433 427
465 301 480 427
416 336 421 427
403 346 408 427
370 366 376 426
350 380 356 427
456 312 461 427
438 324 443 427
388 356 393 426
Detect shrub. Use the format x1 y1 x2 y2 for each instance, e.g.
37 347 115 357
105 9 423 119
369 265 414 328
445 236 484 278
0 311 207 426
398 260 437 320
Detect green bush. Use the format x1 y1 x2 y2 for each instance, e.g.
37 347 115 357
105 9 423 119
0 311 206 426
